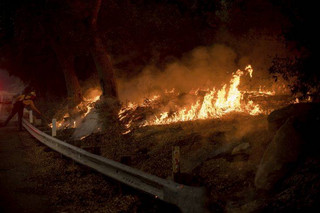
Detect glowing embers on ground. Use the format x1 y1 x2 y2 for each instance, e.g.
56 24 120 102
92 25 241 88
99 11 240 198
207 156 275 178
49 89 102 130
292 95 312 104
119 65 273 129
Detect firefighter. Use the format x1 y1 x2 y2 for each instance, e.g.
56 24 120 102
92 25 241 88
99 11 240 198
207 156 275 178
0 91 42 130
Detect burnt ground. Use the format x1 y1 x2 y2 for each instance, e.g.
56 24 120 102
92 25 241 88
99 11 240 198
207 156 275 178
0 122 180 213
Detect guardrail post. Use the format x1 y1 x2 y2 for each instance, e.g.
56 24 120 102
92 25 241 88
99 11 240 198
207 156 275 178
52 119 57 137
29 110 33 123
172 146 180 180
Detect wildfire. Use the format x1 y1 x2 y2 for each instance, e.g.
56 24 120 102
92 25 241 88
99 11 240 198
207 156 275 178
49 88 102 130
246 65 253 78
144 66 263 125
118 65 277 131
49 65 277 135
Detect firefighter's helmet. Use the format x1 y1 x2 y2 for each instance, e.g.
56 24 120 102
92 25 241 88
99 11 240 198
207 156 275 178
30 91 36 97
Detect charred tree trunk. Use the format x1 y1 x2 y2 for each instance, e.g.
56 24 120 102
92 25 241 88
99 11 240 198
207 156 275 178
91 0 118 101
91 36 118 99
39 20 83 115
51 41 83 113
90 0 120 131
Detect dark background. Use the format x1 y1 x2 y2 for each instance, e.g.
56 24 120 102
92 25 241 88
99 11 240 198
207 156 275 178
0 0 318 99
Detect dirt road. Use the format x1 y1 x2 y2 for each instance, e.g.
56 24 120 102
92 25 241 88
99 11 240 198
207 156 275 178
0 124 54 212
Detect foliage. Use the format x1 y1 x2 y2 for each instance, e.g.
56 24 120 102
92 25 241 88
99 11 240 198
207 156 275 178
269 0 319 97
270 56 319 97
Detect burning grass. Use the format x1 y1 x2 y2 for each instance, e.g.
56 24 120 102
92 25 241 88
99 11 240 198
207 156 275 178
49 64 301 142
48 88 102 130
118 65 285 135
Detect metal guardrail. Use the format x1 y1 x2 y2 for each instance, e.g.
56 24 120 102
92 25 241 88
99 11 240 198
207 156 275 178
22 119 206 213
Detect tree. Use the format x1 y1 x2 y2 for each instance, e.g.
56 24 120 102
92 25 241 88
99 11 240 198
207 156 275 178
90 0 118 100
269 0 319 99
49 37 83 112
29 0 85 117
88 0 120 129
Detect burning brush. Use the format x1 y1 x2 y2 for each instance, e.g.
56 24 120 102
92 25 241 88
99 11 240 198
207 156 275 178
49 89 102 130
118 65 277 134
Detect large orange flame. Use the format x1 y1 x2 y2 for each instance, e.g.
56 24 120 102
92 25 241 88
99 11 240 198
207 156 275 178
144 65 263 125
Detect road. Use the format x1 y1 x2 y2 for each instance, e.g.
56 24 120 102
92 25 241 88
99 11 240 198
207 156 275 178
0 117 180 212
0 123 53 212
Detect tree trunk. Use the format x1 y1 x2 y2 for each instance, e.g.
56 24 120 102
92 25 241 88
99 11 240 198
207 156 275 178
51 42 83 111
91 37 118 99
40 20 83 113
89 0 120 131
90 0 118 100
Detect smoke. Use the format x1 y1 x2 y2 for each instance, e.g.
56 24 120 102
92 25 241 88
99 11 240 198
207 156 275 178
118 44 236 103
118 34 291 103
0 69 25 94
72 109 100 140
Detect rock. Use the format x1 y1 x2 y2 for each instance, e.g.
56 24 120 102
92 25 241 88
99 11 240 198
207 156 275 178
231 142 250 155
255 116 303 191
268 103 320 133
256 103 320 191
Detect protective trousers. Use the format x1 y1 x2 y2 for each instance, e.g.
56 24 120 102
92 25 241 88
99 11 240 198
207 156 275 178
3 101 24 130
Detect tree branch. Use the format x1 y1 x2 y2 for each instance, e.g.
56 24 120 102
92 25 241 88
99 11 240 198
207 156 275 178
91 0 102 27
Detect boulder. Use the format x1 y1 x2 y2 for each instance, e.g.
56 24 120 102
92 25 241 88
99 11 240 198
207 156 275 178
255 116 303 190
268 103 320 133
255 103 320 191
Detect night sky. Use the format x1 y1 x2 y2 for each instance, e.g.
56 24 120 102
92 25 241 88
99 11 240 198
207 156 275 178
0 0 318 99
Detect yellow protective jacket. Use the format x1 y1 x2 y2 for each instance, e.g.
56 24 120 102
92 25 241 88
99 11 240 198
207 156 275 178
15 95 41 115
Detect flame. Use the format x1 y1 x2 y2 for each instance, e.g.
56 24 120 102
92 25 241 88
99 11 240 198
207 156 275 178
245 65 253 78
140 65 267 126
81 88 102 117
49 88 102 130
117 64 278 134
292 95 312 104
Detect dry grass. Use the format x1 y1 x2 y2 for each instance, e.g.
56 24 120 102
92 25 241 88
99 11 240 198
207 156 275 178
54 113 275 211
